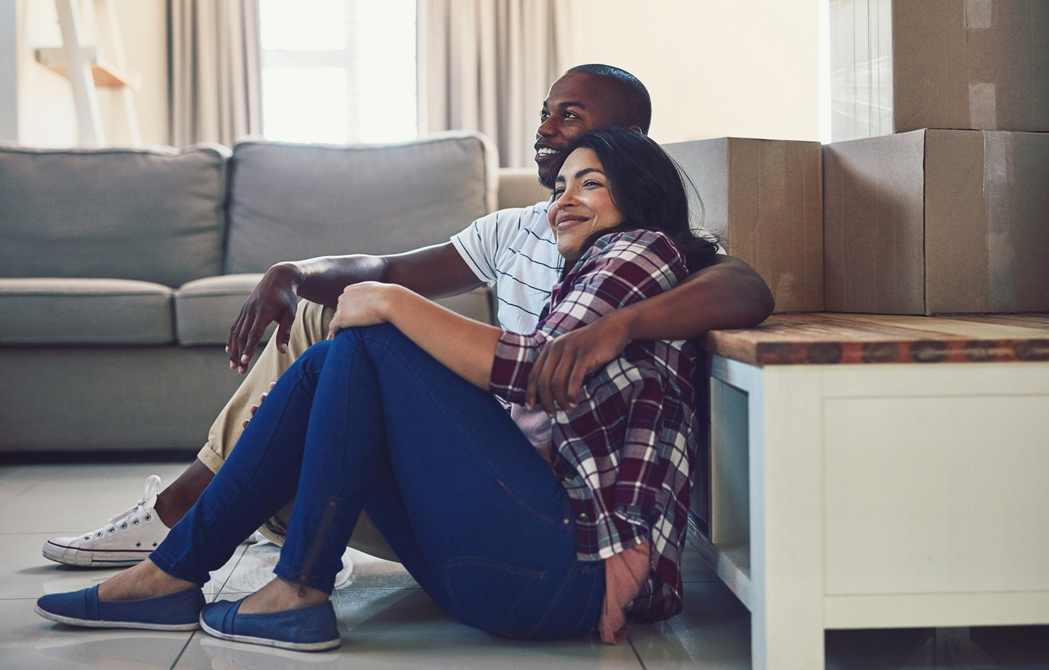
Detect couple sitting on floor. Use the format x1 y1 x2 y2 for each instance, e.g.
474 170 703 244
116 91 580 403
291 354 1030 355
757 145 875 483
36 65 773 651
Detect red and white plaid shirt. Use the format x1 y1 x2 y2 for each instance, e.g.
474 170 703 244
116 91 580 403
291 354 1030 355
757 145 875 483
490 229 697 622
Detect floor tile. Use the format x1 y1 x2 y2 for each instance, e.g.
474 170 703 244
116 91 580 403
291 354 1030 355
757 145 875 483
679 544 721 584
2 531 249 603
6 464 1049 670
0 463 187 534
0 598 193 670
175 588 642 670
628 580 751 669
0 465 49 507
0 532 126 600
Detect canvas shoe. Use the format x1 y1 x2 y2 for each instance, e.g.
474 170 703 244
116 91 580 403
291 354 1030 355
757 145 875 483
35 584 204 631
43 475 170 567
200 597 341 652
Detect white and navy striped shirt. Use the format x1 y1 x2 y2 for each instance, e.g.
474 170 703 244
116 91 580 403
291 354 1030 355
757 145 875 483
451 200 560 334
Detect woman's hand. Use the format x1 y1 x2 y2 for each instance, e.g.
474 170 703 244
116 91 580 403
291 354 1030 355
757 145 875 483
330 282 396 336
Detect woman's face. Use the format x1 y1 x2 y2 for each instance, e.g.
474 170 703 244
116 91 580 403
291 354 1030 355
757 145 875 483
548 148 624 261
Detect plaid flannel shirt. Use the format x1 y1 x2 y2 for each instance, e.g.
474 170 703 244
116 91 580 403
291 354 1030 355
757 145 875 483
490 229 698 622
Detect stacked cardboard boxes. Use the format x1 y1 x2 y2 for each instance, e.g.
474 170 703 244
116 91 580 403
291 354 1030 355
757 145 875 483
665 138 824 313
826 0 1049 314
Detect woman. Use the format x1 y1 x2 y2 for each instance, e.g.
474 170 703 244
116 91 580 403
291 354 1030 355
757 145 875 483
36 128 718 650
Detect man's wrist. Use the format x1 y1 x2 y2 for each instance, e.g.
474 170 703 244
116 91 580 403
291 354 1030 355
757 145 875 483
268 262 304 291
608 304 641 342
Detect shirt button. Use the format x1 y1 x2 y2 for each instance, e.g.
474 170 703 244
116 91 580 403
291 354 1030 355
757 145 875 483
579 513 588 521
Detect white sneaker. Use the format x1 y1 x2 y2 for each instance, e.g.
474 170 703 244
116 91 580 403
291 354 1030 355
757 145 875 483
43 475 170 567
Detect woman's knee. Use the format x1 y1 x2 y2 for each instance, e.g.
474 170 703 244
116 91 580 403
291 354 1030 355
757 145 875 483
294 339 334 373
333 323 405 352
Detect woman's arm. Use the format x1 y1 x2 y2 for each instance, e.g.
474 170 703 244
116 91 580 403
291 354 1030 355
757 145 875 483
330 231 686 399
329 282 502 390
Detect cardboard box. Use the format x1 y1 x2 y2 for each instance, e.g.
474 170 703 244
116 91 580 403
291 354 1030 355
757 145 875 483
831 0 1049 141
823 129 1049 314
665 138 824 313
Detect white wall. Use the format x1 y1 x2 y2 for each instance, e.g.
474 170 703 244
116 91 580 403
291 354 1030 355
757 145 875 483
9 0 818 148
566 0 819 144
15 0 168 147
17 0 77 146
0 0 17 143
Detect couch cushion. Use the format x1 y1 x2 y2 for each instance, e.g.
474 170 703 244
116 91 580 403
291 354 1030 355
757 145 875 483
175 274 271 346
0 278 174 345
225 131 498 274
497 167 551 210
0 144 230 288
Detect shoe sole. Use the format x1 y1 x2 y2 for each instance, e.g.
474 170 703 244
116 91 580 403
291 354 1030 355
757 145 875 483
34 603 201 631
200 615 341 652
41 548 146 568
43 541 153 568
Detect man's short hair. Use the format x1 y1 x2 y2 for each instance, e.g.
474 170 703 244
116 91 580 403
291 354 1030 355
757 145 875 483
566 64 652 134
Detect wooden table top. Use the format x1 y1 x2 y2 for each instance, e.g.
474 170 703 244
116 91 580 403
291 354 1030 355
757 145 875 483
703 313 1049 366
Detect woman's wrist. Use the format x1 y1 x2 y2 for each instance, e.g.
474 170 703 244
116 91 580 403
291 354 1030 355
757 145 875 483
379 284 410 325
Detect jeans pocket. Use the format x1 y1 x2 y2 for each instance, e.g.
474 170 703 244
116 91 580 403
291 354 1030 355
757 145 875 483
443 556 545 637
496 478 570 530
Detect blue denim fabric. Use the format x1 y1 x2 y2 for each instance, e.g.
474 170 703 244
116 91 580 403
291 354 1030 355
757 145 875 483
150 323 604 640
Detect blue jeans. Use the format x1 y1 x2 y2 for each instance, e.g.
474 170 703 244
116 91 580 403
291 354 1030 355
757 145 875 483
150 323 605 639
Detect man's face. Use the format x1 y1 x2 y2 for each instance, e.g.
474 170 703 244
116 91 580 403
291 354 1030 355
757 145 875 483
534 73 626 188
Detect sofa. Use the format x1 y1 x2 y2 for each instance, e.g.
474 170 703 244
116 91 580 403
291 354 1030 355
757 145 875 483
0 132 551 454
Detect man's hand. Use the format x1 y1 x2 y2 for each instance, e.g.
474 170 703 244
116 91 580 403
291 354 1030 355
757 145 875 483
525 310 631 416
227 264 301 373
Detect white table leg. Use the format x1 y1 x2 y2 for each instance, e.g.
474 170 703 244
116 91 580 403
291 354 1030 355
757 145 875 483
715 358 827 669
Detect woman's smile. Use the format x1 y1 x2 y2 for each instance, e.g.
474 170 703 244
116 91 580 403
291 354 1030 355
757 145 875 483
548 148 624 261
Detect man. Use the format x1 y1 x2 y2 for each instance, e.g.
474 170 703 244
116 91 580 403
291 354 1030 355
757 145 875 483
44 64 774 567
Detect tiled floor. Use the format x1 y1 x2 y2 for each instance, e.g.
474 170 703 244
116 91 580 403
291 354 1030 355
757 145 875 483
1 462 1046 669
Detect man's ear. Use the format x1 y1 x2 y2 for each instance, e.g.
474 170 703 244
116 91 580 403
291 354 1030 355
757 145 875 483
627 125 644 135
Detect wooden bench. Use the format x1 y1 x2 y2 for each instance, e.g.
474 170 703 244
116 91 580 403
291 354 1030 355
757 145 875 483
695 313 1049 669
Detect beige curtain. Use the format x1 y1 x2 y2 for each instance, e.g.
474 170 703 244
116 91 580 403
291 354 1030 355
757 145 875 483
420 0 571 167
169 0 262 147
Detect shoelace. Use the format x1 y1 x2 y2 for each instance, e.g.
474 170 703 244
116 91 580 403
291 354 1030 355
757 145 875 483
83 474 161 540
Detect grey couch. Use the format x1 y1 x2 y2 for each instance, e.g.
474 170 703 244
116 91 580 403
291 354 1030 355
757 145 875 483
0 132 548 454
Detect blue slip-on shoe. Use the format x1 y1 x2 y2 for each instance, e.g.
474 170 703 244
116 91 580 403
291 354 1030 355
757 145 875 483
35 585 204 631
199 597 341 652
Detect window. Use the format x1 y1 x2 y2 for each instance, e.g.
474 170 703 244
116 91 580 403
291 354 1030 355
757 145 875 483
259 0 417 145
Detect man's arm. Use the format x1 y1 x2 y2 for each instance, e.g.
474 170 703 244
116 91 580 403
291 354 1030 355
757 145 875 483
524 254 774 414
226 242 482 371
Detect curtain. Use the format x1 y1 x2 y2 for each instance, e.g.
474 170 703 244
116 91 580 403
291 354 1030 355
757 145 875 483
169 0 262 147
419 0 571 167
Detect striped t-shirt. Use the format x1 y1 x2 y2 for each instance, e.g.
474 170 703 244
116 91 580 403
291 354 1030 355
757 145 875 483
450 200 559 335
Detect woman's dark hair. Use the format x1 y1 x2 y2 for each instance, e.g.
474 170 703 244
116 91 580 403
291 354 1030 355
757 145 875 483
551 127 718 277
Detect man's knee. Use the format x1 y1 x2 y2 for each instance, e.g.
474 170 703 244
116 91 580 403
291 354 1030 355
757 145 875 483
296 299 335 343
